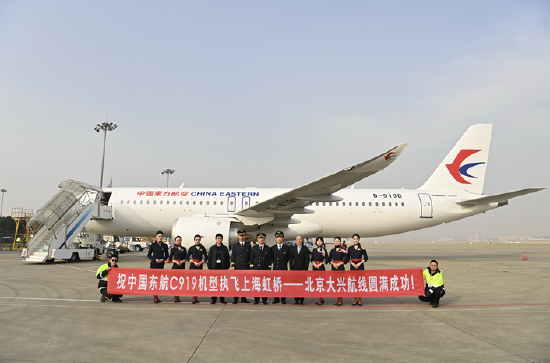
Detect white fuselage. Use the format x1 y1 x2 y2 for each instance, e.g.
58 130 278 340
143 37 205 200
86 187 497 244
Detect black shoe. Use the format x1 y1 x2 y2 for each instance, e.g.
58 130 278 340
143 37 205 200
432 304 439 308
210 301 216 304
100 295 108 302
282 300 287 305
352 302 358 306
263 301 268 305
315 301 324 306
300 301 305 305
232 300 238 304
253 302 259 305
241 299 250 304
112 297 122 303
273 299 280 304
334 303 342 306
294 302 299 305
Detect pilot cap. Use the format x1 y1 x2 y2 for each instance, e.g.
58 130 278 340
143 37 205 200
237 229 247 236
256 233 266 238
275 231 284 237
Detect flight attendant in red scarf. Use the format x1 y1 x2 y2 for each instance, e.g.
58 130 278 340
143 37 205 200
147 230 169 303
348 233 368 306
327 236 348 306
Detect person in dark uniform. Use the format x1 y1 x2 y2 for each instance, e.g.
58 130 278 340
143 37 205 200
230 229 252 304
147 230 169 303
289 235 310 305
327 236 348 306
312 237 327 306
348 233 368 306
207 233 230 304
250 233 272 305
271 230 290 304
169 236 187 303
187 234 208 304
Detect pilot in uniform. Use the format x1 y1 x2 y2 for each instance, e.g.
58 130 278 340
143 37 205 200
250 233 272 304
147 230 169 303
271 231 290 304
289 235 310 305
327 236 348 306
169 236 187 303
231 229 252 304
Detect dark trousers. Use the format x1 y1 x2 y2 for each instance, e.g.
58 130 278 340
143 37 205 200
254 297 268 304
419 286 444 305
100 287 122 299
294 297 304 304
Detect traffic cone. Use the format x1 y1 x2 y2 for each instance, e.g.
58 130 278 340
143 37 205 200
522 252 527 260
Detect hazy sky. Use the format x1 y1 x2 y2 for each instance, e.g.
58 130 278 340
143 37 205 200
0 1 548 240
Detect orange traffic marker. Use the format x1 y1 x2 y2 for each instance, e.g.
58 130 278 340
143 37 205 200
522 252 527 260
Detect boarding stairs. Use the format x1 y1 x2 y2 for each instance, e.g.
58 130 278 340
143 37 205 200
22 180 112 263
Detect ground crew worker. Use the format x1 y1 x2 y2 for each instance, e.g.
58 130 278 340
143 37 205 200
169 236 187 303
250 233 272 304
312 237 327 306
418 260 445 308
147 230 169 303
289 235 310 305
348 233 368 306
187 234 208 304
230 229 252 304
207 233 230 304
327 236 348 306
272 230 290 304
96 255 122 302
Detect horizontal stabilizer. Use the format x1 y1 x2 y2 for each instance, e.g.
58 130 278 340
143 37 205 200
456 188 545 206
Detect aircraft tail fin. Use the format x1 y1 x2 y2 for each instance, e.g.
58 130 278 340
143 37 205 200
419 124 493 194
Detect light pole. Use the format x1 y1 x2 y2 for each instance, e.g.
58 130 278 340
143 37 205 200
162 169 175 187
94 122 118 188
0 189 6 217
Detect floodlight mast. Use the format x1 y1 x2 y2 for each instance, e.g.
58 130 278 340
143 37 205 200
0 189 6 217
162 169 175 188
94 122 118 189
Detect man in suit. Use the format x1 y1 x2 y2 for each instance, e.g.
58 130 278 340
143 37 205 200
250 233 272 305
230 229 252 304
289 235 310 305
271 230 290 304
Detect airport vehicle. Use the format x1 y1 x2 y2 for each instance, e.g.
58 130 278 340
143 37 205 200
22 124 544 261
123 237 148 251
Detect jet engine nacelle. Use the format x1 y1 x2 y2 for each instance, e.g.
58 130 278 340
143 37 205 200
171 216 238 250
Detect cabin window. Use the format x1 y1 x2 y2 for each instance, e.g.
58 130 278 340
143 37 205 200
349 202 352 206
140 200 143 205
160 201 163 205
173 201 176 205
322 202 326 206
375 202 379 207
186 201 189 205
120 200 123 204
213 201 217 205
179 201 182 205
153 201 156 205
335 202 339 206
355 202 359 206
389 202 392 206
329 202 332 206
147 200 150 205
316 202 319 206
382 202 385 206
369 202 372 206
193 201 196 205
200 201 203 205
230 201 234 206
206 201 210 205
220 201 224 205
401 202 405 206
133 200 136 204
362 202 365 206
127 200 130 204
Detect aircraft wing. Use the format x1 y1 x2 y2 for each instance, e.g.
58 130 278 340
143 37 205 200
234 143 407 224
456 188 545 206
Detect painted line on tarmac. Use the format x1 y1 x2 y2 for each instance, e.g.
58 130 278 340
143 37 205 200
0 296 97 302
57 264 96 272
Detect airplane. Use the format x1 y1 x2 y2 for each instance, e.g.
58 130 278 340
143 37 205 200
83 123 543 250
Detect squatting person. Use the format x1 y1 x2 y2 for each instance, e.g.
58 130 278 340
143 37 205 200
96 255 123 302
418 260 445 308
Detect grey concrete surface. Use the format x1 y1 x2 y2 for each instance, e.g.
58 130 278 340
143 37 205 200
0 242 548 363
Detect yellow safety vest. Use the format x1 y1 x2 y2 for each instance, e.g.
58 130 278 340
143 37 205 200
423 268 444 287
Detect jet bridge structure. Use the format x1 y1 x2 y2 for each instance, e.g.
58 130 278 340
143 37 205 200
21 180 112 263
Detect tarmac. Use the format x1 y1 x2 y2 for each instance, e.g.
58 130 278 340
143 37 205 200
0 241 548 363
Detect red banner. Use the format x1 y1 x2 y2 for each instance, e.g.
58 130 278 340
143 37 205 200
108 268 423 297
